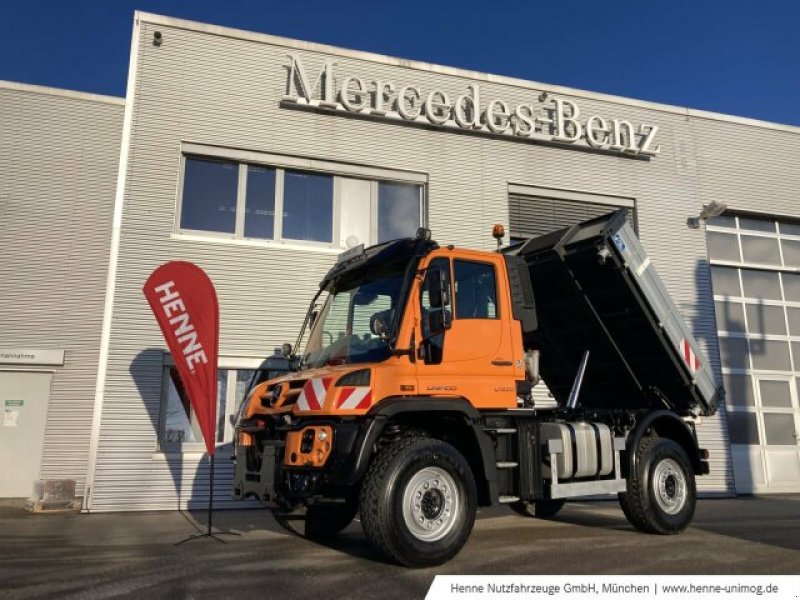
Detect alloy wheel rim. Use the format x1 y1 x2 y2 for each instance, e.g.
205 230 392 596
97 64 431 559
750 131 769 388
652 457 687 515
402 466 459 542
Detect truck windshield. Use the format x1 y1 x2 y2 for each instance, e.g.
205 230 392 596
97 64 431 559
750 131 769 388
301 270 405 369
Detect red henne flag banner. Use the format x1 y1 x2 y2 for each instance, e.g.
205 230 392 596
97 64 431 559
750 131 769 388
143 262 219 455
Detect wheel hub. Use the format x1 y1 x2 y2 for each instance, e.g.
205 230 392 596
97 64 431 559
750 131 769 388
664 475 677 498
402 466 460 542
653 458 687 515
421 488 445 519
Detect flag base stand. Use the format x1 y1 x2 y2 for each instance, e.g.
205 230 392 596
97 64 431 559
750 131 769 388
175 453 241 545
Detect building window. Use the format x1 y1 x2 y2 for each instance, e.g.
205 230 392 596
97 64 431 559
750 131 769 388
178 153 424 249
180 157 239 234
159 364 288 451
282 170 333 242
378 181 423 243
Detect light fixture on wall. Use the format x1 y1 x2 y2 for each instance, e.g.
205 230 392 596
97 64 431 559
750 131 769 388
687 200 728 229
153 31 163 47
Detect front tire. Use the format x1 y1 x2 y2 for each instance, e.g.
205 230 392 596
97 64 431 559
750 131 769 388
619 436 696 534
360 436 477 567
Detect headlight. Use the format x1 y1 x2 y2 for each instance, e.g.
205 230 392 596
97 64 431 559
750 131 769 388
337 368 371 387
301 429 315 453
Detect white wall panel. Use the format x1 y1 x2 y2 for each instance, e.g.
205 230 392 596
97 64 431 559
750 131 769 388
0 84 123 496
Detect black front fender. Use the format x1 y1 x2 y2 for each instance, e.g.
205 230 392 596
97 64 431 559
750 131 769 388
333 396 499 505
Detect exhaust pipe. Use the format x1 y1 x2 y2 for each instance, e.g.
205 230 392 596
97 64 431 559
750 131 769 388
524 349 540 386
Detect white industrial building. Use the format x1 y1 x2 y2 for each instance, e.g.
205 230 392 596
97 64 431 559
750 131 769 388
1 12 799 511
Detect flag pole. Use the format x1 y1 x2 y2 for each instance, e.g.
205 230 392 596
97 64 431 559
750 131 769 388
208 453 214 536
175 450 239 544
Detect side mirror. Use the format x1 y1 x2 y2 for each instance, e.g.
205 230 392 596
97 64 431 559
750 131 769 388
427 268 450 308
427 309 451 334
281 342 292 358
370 311 392 338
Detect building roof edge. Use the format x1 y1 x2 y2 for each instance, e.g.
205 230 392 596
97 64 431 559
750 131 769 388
135 10 800 135
0 80 125 106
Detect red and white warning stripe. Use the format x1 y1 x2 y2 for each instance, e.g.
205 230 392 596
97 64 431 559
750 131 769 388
296 377 332 411
680 339 701 373
336 387 372 410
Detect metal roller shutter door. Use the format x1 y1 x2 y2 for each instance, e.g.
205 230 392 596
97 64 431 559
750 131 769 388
509 193 635 409
509 194 636 239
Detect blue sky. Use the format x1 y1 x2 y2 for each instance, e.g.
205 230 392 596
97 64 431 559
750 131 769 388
1 1 798 126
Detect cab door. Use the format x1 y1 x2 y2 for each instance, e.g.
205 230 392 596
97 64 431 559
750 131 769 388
416 254 517 408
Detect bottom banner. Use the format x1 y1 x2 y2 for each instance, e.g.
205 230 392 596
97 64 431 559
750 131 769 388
426 575 800 600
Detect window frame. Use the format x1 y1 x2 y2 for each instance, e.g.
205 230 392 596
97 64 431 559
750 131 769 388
176 155 242 236
419 256 453 365
174 144 427 251
452 259 500 320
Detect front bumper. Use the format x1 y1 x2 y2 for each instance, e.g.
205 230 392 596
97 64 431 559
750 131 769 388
231 418 368 508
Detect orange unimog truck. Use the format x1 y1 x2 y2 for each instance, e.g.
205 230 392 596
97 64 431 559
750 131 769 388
232 210 721 567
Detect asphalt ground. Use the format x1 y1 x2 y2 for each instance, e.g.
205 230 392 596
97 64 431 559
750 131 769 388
1 496 798 600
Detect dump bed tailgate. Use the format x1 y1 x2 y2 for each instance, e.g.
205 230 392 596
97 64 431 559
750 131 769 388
506 210 721 416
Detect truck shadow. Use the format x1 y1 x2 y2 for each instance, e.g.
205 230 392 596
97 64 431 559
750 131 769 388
535 497 800 553
295 504 629 566
689 495 800 552
304 529 397 565
305 496 800 565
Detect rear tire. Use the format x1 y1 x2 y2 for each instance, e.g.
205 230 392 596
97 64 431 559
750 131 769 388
619 436 696 534
360 436 477 567
510 499 565 519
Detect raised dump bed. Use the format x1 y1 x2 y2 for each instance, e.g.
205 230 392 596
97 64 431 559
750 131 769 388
505 209 721 416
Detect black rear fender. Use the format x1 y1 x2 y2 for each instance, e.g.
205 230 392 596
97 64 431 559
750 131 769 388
627 410 706 476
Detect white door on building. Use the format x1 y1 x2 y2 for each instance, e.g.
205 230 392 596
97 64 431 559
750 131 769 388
0 371 52 497
754 375 800 489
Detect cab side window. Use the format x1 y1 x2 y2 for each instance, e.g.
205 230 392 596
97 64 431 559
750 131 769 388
454 260 498 319
420 257 451 364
